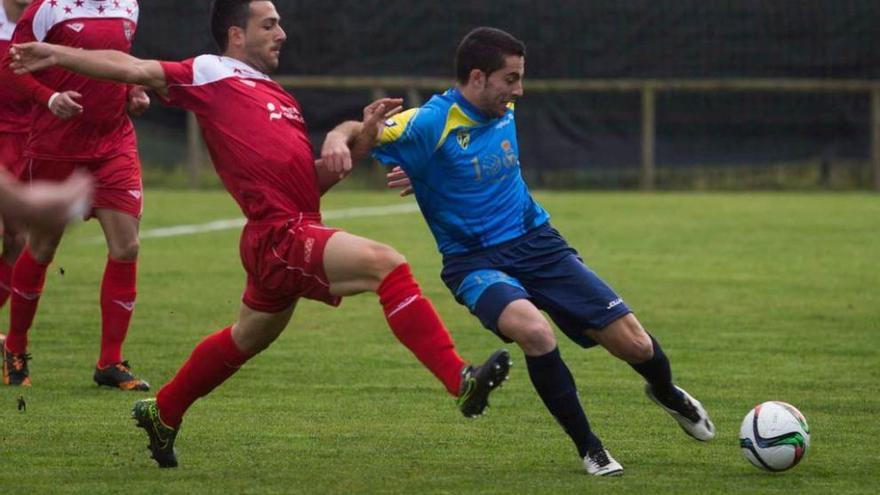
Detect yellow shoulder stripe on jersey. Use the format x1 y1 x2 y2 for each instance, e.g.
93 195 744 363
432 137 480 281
436 104 480 151
379 108 419 145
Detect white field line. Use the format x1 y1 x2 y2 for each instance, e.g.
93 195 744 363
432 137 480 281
85 202 421 243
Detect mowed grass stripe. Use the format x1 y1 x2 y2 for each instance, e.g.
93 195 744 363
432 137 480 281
0 191 877 495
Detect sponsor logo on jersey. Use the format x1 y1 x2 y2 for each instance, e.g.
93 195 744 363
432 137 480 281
123 20 133 42
282 105 304 123
495 113 513 129
501 139 517 167
127 190 142 199
267 102 283 121
66 22 85 33
267 102 304 124
606 297 623 310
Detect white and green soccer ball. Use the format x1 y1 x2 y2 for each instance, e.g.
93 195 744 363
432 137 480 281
739 401 810 472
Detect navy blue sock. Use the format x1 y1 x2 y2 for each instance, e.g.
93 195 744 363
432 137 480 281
630 334 684 408
525 347 602 458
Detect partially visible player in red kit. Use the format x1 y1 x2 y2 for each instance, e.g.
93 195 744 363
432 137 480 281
0 0 33 343
11 0 512 468
1 0 150 390
0 168 94 231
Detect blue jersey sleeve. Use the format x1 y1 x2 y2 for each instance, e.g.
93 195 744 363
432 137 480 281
372 106 444 178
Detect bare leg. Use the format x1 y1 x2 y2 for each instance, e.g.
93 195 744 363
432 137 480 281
497 298 609 467
586 313 715 441
323 231 467 395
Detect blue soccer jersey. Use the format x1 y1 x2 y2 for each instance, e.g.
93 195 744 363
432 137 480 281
372 87 549 255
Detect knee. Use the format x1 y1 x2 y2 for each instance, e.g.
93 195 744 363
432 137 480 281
364 243 406 282
109 238 140 261
232 320 285 355
616 331 654 364
511 320 557 356
28 237 61 264
3 229 26 255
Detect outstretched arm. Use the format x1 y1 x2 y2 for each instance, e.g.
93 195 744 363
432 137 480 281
315 120 363 196
10 42 168 96
316 97 403 195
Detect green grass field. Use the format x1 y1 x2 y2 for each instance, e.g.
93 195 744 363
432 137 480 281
1 190 877 494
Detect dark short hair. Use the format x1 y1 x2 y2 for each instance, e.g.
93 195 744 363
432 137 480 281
455 27 526 84
211 0 254 52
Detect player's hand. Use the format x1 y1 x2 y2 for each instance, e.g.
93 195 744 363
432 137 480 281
361 97 403 143
22 171 94 232
386 166 413 197
319 98 404 179
49 91 84 120
320 129 354 178
9 42 58 74
127 86 151 117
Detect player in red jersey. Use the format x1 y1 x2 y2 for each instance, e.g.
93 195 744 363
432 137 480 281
0 0 33 342
1 0 150 389
11 0 511 468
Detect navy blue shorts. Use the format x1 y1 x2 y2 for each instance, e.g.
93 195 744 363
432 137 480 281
440 223 631 348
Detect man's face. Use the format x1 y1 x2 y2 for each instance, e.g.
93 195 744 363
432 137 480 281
242 1 286 73
474 55 524 118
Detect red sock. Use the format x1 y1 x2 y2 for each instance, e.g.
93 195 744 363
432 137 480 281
5 249 49 354
0 258 13 309
377 263 465 396
98 257 137 368
156 327 251 428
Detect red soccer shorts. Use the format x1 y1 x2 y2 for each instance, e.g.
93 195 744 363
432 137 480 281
24 152 143 219
0 132 28 179
240 215 342 313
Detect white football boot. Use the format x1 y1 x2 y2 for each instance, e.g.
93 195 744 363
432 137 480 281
583 448 624 476
646 384 716 441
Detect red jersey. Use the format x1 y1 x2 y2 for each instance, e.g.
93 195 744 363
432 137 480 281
0 2 30 134
11 0 139 161
160 56 320 221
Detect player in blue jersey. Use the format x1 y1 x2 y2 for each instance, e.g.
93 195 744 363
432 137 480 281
323 27 716 477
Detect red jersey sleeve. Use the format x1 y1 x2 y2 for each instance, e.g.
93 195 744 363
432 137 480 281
2 3 55 107
159 58 213 114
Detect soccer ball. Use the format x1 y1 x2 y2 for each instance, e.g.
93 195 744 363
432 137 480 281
739 401 810 472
